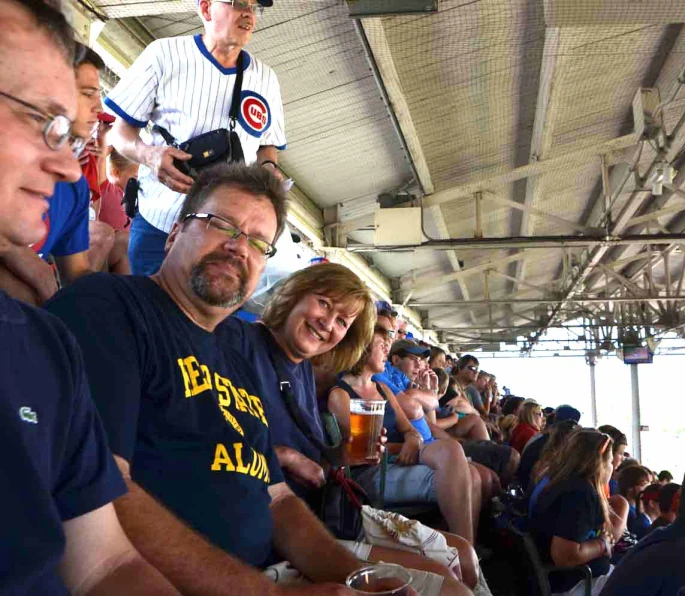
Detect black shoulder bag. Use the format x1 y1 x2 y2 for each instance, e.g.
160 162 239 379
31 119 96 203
259 326 372 541
153 52 246 179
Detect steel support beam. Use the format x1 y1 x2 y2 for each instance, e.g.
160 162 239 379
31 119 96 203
513 28 560 292
351 233 685 253
586 351 599 428
630 364 643 461
408 295 685 307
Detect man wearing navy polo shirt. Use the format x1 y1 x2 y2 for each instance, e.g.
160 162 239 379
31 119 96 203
0 1 180 594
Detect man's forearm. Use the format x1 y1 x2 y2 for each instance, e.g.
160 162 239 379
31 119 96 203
109 120 151 167
86 552 181 596
401 388 439 412
114 478 279 596
271 494 361 584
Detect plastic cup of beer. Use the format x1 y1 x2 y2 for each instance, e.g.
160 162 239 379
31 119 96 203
346 564 412 595
348 399 386 461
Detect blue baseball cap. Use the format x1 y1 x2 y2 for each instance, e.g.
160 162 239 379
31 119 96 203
554 405 581 424
389 339 430 358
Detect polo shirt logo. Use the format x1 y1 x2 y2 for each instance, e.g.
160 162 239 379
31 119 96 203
19 407 38 424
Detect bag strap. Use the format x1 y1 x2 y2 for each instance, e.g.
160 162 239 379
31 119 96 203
258 325 344 467
228 51 245 131
152 124 177 146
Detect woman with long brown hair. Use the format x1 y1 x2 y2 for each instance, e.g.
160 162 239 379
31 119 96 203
529 430 616 596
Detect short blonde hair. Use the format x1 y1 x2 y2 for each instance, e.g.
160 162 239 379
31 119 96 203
262 263 375 373
519 401 542 426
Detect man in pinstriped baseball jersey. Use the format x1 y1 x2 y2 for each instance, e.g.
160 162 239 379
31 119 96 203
105 0 285 276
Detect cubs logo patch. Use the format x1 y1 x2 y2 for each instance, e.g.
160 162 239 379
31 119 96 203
238 91 271 138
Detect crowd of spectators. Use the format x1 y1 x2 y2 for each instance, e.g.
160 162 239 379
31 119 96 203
2 1 683 595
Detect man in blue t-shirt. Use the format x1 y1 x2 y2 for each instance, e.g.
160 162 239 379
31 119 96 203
599 476 685 596
46 162 380 596
0 2 180 594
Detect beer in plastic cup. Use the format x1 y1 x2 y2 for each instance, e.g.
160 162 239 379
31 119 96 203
348 399 385 461
346 564 412 595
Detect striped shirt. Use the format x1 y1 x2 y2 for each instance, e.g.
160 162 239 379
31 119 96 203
104 34 286 233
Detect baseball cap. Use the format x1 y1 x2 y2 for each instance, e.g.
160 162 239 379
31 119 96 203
554 405 581 424
375 300 398 317
389 339 430 358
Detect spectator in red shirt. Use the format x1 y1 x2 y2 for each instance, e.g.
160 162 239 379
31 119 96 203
509 401 543 454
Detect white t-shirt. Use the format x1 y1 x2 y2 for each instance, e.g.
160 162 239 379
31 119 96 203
105 34 286 233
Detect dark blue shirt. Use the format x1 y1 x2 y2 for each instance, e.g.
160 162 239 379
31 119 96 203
46 275 283 568
0 290 125 596
530 476 611 592
628 504 652 540
219 317 326 467
599 521 685 596
518 433 548 492
33 177 90 259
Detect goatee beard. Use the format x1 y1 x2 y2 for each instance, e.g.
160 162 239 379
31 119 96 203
189 253 247 308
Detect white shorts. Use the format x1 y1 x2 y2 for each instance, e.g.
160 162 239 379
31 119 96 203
263 540 445 596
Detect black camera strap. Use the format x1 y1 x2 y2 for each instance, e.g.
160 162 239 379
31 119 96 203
258 325 345 467
229 50 245 132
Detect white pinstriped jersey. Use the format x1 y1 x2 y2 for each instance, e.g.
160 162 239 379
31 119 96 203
104 35 286 233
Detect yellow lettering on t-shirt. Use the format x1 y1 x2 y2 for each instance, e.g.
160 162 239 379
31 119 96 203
178 358 268 428
233 442 250 474
183 356 212 396
214 373 244 436
214 373 232 408
249 450 269 482
247 394 268 427
211 443 235 471
200 364 212 391
227 378 248 413
177 358 192 398
211 443 270 483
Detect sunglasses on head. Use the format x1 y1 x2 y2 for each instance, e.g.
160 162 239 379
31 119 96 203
374 325 395 340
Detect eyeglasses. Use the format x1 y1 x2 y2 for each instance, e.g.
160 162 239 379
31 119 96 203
374 325 396 341
183 212 277 258
0 90 73 151
215 0 265 17
466 365 479 373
